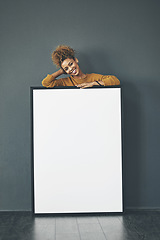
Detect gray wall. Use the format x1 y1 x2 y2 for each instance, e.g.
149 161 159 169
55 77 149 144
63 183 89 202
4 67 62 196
0 0 160 211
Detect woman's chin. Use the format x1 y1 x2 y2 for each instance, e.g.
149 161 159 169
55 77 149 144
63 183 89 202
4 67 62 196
71 72 79 77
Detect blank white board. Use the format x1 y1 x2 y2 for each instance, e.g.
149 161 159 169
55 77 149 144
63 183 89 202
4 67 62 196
32 87 123 213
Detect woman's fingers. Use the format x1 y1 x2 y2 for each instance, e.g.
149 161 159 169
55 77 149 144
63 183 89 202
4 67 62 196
76 82 93 88
77 83 86 87
81 84 92 88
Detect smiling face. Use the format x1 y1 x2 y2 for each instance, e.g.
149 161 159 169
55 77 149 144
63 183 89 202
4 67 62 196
61 58 80 76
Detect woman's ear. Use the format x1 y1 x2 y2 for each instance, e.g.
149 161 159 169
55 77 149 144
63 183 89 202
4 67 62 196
75 58 79 63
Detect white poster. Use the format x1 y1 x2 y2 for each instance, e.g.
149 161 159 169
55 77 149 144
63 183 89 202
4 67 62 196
32 87 123 213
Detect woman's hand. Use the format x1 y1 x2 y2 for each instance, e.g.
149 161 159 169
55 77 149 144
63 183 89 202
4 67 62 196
59 68 66 75
76 82 96 89
77 81 104 89
49 68 66 80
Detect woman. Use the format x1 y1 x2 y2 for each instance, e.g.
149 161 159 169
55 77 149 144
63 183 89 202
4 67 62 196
42 45 120 88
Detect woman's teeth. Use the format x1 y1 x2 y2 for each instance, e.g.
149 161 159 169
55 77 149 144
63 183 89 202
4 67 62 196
72 69 76 74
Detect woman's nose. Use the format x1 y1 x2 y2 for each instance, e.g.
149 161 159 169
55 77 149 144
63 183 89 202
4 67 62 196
68 67 72 72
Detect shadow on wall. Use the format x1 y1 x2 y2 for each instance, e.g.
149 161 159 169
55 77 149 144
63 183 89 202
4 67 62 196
122 81 144 208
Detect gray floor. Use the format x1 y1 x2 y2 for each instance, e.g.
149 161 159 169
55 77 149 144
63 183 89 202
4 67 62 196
0 211 160 240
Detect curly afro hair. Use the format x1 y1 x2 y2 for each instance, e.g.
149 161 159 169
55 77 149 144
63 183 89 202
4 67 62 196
52 45 76 68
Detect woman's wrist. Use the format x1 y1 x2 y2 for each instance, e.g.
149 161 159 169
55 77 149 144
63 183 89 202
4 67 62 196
51 69 64 78
55 69 64 76
94 81 104 86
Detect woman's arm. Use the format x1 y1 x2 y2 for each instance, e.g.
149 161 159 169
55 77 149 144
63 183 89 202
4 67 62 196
42 69 65 87
76 75 120 89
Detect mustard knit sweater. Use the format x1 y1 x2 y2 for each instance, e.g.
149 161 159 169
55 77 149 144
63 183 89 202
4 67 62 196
42 73 120 88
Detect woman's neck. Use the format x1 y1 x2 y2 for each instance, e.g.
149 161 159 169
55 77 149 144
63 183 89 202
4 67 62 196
71 70 87 80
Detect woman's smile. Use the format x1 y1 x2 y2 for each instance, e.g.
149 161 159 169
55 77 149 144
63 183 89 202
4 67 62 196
71 69 77 74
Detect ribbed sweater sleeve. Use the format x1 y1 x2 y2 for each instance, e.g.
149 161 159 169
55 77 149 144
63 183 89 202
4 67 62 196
42 74 56 87
42 74 68 88
101 75 120 86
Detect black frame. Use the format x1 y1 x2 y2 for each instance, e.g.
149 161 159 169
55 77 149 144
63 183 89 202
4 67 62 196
30 85 124 215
